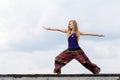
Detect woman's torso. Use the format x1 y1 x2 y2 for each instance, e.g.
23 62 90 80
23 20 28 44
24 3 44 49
68 33 80 50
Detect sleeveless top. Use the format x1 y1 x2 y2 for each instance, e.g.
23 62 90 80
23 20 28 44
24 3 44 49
68 33 80 50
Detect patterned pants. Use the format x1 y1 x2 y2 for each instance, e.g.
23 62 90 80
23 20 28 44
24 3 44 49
54 48 100 74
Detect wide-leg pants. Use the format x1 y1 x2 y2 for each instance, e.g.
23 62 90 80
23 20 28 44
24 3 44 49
54 48 100 74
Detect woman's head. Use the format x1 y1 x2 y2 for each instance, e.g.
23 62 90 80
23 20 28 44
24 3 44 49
68 20 79 32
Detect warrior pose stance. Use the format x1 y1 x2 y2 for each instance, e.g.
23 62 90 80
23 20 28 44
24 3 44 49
43 20 104 74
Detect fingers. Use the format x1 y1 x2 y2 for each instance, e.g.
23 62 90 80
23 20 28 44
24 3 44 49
98 34 104 37
42 26 51 30
43 26 48 29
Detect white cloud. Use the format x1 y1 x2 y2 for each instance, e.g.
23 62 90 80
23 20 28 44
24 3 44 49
0 50 56 74
0 0 65 51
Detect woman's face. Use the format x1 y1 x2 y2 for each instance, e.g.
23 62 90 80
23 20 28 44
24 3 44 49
69 21 74 29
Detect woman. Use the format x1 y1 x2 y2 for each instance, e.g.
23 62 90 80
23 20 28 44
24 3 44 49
43 20 104 74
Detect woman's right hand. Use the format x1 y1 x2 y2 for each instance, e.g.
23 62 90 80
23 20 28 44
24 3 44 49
42 26 50 30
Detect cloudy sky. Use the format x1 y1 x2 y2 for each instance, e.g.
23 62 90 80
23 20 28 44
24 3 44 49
0 0 120 74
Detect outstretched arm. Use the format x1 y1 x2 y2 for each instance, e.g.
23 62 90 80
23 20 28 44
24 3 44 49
80 31 104 37
43 26 67 33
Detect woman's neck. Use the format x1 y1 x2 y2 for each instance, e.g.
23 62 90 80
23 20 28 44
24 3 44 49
70 29 75 34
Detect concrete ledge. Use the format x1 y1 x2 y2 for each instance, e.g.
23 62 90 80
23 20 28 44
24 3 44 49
0 74 120 77
0 74 120 80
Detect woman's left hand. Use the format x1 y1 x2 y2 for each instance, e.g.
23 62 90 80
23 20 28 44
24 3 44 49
98 34 104 37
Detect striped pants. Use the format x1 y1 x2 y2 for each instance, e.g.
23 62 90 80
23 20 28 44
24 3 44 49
54 48 100 74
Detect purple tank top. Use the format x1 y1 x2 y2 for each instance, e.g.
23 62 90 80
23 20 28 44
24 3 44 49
68 33 80 50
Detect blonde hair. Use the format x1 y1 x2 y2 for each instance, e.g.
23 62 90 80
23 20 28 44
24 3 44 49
67 20 80 41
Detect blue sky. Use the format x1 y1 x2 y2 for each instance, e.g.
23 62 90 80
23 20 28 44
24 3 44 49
0 0 120 74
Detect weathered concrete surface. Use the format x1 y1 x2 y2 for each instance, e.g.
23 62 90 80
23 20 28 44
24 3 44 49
0 74 120 80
